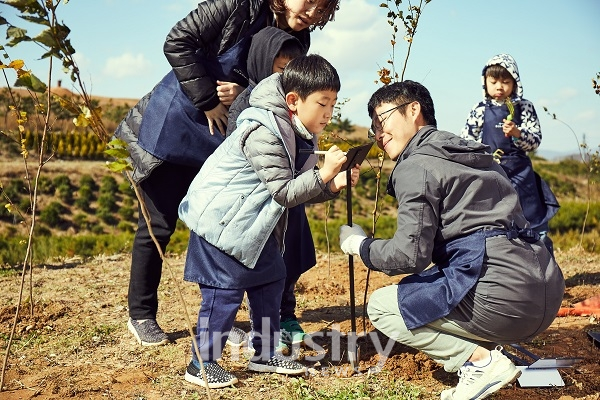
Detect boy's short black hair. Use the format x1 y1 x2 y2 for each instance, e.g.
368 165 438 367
282 54 340 100
270 0 339 30
367 80 437 127
277 40 306 61
485 64 514 82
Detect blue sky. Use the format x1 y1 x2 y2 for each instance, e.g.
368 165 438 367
1 0 598 159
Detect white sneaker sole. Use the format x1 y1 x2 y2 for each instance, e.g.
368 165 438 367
184 371 238 389
247 361 306 375
476 368 521 399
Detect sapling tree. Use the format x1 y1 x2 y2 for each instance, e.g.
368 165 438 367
0 2 212 396
542 71 600 248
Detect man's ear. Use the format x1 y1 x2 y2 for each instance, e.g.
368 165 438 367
286 92 299 112
410 101 426 125
409 101 421 120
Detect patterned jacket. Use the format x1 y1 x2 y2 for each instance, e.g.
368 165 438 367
461 53 541 152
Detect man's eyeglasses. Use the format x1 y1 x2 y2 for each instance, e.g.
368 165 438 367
367 101 413 140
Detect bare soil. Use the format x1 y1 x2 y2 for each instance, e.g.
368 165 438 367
1 247 600 400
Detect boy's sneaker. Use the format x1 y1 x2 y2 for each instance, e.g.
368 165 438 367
245 334 290 356
226 326 248 348
247 354 307 375
184 361 238 389
127 318 169 346
440 346 521 400
280 317 312 347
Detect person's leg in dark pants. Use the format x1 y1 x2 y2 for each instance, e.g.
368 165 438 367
246 278 307 375
280 205 316 346
246 278 285 362
127 161 198 344
280 274 300 320
193 285 245 363
185 285 242 388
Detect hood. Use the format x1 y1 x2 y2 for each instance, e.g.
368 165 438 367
481 53 523 102
246 26 303 86
401 126 494 169
246 72 289 120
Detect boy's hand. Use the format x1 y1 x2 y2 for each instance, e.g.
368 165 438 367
330 165 360 192
204 103 229 136
319 145 346 183
216 81 244 106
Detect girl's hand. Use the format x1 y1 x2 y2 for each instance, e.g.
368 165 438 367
320 145 346 183
330 164 360 193
216 81 244 106
204 103 229 136
502 119 521 139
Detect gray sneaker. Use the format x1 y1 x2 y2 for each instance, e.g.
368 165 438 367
127 318 169 346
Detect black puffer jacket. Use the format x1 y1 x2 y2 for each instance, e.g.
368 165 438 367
115 0 311 184
113 87 162 184
164 0 310 112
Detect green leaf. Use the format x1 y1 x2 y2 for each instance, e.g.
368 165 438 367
104 148 130 159
14 72 47 93
33 29 60 48
107 138 128 148
106 159 132 173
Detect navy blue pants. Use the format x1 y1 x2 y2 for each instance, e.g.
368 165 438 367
193 278 285 363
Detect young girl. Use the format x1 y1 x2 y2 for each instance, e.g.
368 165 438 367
178 54 360 388
461 54 559 256
117 0 340 348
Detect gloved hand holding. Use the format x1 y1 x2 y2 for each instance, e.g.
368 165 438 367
340 224 367 256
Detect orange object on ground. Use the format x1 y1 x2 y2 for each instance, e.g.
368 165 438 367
556 307 600 318
557 294 600 318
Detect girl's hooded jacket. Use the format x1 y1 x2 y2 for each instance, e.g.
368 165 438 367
460 54 559 231
461 53 541 152
178 73 337 269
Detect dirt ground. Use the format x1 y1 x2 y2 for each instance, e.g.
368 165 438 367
1 247 599 399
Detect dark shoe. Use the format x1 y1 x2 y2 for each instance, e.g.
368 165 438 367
226 326 248 348
247 354 306 375
184 361 238 389
127 318 169 346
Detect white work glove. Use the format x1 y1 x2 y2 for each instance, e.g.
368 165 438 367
339 224 367 256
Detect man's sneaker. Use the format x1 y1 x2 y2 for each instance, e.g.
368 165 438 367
280 317 312 347
247 354 307 375
127 318 169 346
440 346 521 400
226 326 248 348
184 361 238 389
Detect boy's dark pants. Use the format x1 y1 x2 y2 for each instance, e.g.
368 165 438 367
193 279 285 363
128 161 199 320
280 205 316 320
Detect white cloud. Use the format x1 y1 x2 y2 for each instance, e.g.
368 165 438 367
575 109 597 122
558 87 579 100
103 53 152 78
311 0 391 73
